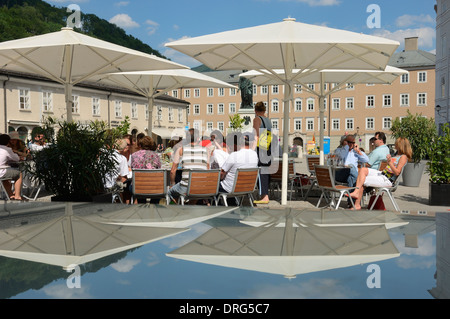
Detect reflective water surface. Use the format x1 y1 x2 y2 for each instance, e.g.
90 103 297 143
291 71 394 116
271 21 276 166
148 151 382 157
0 201 447 299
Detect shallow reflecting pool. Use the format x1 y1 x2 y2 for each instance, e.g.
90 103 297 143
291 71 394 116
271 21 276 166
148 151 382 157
0 202 447 299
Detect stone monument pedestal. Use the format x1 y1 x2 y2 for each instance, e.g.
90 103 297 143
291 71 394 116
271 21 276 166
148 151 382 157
237 108 255 133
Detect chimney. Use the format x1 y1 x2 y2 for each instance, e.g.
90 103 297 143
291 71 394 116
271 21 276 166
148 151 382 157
404 37 419 51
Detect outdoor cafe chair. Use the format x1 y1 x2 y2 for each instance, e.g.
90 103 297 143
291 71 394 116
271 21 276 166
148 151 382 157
0 178 11 200
217 167 259 207
314 164 357 210
269 161 298 200
131 169 170 204
302 155 321 200
179 169 221 206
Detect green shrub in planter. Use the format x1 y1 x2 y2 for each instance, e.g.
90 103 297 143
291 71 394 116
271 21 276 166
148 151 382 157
427 124 450 185
23 117 128 201
391 111 437 164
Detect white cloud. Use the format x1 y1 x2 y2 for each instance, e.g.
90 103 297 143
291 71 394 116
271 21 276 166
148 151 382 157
111 258 141 272
372 27 436 50
145 19 160 36
109 14 140 29
280 0 341 6
43 283 92 299
115 1 130 7
396 14 435 28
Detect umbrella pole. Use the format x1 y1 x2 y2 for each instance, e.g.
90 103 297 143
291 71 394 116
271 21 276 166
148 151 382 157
65 83 73 122
147 97 154 137
319 74 325 165
281 82 292 206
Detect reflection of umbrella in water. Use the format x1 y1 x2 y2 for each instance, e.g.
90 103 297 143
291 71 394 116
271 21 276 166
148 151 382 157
93 204 239 228
240 208 409 229
167 210 400 278
0 203 188 269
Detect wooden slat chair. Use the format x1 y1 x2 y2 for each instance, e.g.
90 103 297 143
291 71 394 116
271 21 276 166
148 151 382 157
303 155 321 200
217 167 259 207
179 169 221 206
0 178 12 200
269 161 298 200
132 169 169 204
314 164 357 210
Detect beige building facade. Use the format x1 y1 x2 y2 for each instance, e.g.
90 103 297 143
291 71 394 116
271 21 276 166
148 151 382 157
0 71 189 143
176 37 435 152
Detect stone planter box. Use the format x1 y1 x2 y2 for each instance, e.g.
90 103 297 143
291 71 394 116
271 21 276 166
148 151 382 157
429 183 450 206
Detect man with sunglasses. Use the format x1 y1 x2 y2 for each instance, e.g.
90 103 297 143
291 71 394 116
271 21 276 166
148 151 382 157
334 134 369 187
367 132 390 170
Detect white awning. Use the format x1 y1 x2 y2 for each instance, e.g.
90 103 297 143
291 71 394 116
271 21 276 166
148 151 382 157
152 127 175 140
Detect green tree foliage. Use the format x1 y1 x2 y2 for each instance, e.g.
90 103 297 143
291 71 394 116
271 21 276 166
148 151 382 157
0 0 166 58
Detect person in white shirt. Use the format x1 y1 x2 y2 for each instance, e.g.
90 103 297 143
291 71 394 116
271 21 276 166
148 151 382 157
219 132 258 198
0 134 23 200
28 128 47 152
104 139 129 194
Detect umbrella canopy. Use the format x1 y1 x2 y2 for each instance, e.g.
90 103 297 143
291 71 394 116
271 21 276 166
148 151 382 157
167 220 400 279
92 203 239 228
0 27 188 122
165 18 399 205
92 69 236 137
0 203 188 269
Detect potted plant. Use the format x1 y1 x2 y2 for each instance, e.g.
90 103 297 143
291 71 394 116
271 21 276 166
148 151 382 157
427 124 450 206
23 117 129 202
390 111 437 187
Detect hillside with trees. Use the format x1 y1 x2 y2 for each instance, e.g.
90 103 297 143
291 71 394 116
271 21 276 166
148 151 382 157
0 0 167 59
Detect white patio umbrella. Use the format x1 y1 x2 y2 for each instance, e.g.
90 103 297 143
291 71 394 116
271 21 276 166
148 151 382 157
91 203 239 228
0 202 188 269
91 68 236 138
166 18 399 205
240 65 408 159
0 27 188 122
167 217 400 278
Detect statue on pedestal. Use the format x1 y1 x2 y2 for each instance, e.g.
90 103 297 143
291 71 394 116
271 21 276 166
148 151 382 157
239 75 253 109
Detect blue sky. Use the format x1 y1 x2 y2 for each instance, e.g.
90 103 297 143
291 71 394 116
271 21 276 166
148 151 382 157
44 0 437 68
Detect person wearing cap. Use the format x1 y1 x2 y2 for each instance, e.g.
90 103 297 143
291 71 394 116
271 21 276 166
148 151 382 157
334 134 369 187
219 132 258 204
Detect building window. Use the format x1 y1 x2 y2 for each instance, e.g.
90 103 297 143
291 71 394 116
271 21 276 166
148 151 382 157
252 84 257 96
295 84 302 93
346 97 354 109
307 98 315 111
92 97 100 116
400 94 410 107
332 119 340 131
72 95 79 114
271 119 279 130
295 98 302 112
366 117 375 130
114 100 122 117
184 89 191 98
193 104 200 115
383 117 392 129
207 88 214 97
346 83 354 90
218 121 224 131
207 122 213 131
319 117 327 131
294 118 302 131
157 105 163 120
418 71 427 83
42 91 53 112
261 85 268 95
178 108 183 122
272 85 279 94
207 104 213 114
345 118 354 130
332 98 340 110
172 90 178 98
272 100 279 112
229 103 236 114
307 83 315 91
306 118 314 131
194 88 200 98
366 95 375 108
168 107 174 122
218 103 224 114
131 102 138 118
401 73 409 84
19 88 31 110
417 93 427 106
230 88 236 96
218 88 224 96
383 94 392 108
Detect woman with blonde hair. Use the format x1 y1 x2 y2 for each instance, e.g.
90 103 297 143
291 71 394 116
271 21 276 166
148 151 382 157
348 137 412 210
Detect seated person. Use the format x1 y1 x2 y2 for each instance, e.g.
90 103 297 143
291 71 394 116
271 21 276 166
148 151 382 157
168 128 210 202
0 134 24 200
219 132 258 203
210 130 229 169
367 132 390 170
348 137 412 210
334 135 369 187
104 139 129 193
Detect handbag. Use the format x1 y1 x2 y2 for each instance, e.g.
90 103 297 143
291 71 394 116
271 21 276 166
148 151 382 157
257 116 272 151
368 194 385 210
